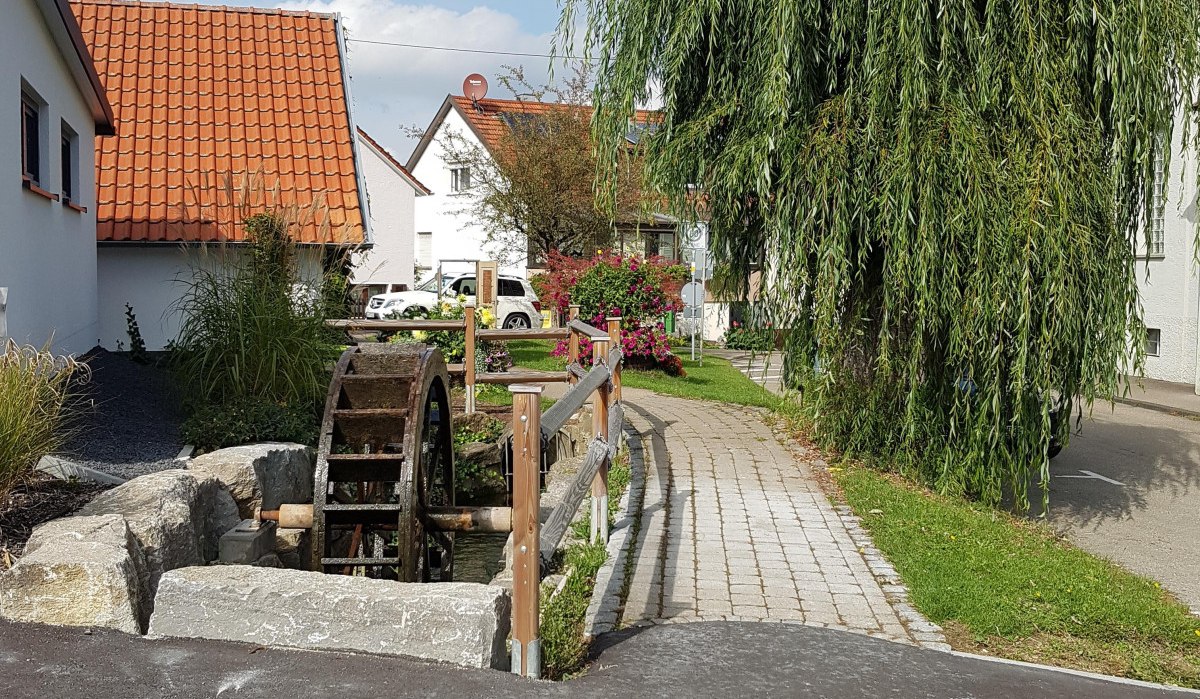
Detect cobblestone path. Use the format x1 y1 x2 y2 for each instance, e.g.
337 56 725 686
616 390 934 645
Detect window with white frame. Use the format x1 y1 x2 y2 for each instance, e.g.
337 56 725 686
21 89 44 184
1146 146 1167 257
60 121 79 204
416 231 433 269
1145 328 1161 357
450 166 472 193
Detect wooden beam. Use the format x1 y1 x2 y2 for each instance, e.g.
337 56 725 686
475 370 570 385
477 328 569 341
326 319 466 332
567 305 580 386
510 384 543 678
464 304 476 413
591 338 611 544
607 317 622 403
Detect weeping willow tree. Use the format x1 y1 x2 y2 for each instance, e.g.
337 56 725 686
563 1 1200 509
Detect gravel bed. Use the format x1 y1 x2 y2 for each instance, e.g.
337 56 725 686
61 349 187 480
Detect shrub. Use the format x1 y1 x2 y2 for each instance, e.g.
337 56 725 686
723 320 774 351
181 397 318 450
0 341 88 497
172 210 345 448
390 299 511 371
542 251 688 373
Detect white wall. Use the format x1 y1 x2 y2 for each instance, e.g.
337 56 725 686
0 0 100 354
98 246 327 351
1136 119 1200 390
353 134 418 289
410 107 526 279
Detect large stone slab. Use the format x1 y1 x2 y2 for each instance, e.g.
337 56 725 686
78 469 240 618
188 443 315 519
149 566 511 669
0 515 145 634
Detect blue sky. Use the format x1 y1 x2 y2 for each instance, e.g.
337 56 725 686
214 1 571 162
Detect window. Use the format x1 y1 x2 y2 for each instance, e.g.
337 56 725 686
655 231 677 261
21 92 41 183
457 277 477 296
1146 328 1161 357
1145 144 1167 257
450 166 472 193
499 279 524 297
60 121 78 203
416 231 433 269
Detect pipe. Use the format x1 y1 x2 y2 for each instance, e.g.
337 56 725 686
257 504 513 533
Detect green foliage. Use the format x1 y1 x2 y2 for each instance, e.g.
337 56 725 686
568 0 1200 510
0 342 87 498
123 304 149 365
181 397 318 451
390 301 471 363
540 542 607 680
172 211 344 448
837 466 1200 687
723 321 773 352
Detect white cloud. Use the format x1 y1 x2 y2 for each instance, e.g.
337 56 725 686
277 0 560 162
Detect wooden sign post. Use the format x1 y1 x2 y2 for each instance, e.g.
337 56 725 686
510 384 543 678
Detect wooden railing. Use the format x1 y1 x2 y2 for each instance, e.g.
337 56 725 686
506 318 623 678
328 304 617 417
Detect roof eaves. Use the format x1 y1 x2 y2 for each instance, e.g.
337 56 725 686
405 95 456 171
335 13 372 248
41 0 114 134
357 128 431 195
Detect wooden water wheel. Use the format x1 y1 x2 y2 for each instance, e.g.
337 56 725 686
311 344 456 580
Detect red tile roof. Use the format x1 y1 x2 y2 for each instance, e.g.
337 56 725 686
72 0 365 245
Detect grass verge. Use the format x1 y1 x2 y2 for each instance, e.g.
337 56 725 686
542 449 632 680
508 339 780 409
834 465 1200 688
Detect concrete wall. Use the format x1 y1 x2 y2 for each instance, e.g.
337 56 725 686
352 134 418 289
98 246 327 351
0 0 100 354
1136 120 1200 390
410 108 526 279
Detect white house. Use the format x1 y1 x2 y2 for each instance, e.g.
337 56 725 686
0 0 113 354
1138 119 1200 393
406 95 516 279
74 1 372 350
352 128 430 299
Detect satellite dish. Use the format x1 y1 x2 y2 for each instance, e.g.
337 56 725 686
463 73 488 102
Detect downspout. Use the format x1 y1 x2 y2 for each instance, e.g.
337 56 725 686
335 13 374 251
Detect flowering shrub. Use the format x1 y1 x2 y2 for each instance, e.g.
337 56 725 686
541 251 689 374
724 320 774 351
389 297 509 370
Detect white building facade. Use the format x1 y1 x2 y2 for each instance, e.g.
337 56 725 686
1139 122 1200 393
0 0 113 354
352 129 428 294
407 97 527 279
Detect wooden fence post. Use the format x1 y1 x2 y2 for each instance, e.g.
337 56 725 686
464 304 476 413
606 316 622 403
567 305 581 386
590 337 611 544
510 384 543 678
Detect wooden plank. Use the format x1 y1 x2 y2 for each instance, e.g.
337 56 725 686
326 319 466 331
607 318 623 403
538 438 609 566
539 362 610 437
476 370 570 385
567 306 580 386
510 384 543 678
477 328 569 341
568 318 610 339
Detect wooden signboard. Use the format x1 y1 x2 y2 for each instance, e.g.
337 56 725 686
476 261 498 307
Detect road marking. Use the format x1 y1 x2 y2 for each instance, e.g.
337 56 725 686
1058 470 1126 486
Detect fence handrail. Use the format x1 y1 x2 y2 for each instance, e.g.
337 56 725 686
327 318 466 331
538 349 622 438
538 437 612 570
568 318 611 340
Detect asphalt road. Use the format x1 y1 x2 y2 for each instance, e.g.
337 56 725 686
1 619 1194 698
1037 402 1200 610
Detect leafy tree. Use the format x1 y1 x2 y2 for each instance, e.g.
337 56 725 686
565 1 1200 509
434 65 648 267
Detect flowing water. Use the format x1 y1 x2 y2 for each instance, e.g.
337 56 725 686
453 533 507 584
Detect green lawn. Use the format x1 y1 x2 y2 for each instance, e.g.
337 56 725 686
835 466 1200 688
507 340 780 409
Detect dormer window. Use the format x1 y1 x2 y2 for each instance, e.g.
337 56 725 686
450 165 472 193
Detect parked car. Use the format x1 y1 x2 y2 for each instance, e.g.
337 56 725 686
365 273 542 329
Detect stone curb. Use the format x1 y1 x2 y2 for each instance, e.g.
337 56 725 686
583 421 644 639
1113 396 1200 420
36 454 128 486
